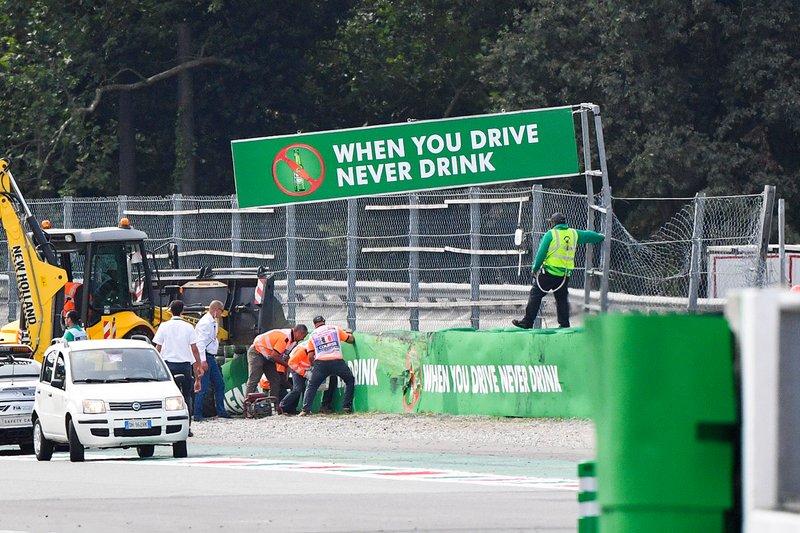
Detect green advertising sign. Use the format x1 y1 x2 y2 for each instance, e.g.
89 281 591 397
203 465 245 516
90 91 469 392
231 106 580 207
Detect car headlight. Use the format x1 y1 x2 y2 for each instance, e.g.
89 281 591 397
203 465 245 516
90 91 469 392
82 399 106 414
165 396 185 411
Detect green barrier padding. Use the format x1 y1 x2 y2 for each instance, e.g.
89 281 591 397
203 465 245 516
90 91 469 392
221 326 593 417
222 352 249 414
585 314 736 532
418 327 592 417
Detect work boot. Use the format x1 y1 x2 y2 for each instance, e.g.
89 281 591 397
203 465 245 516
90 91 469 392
298 411 310 417
512 319 532 329
343 407 352 414
320 405 333 415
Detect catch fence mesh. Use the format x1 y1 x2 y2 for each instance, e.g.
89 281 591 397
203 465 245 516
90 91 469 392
0 186 772 331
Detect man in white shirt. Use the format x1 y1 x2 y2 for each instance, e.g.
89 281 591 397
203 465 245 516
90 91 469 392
193 300 230 421
154 300 205 435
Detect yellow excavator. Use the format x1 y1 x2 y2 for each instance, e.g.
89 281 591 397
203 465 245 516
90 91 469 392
0 159 161 361
1 159 285 363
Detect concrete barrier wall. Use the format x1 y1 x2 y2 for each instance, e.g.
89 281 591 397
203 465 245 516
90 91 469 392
222 327 593 418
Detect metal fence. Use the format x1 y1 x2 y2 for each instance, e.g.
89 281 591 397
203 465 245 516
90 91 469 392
0 185 776 332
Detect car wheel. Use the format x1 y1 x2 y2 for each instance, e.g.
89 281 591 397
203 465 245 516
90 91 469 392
172 440 187 458
33 420 54 461
136 445 155 458
68 420 85 462
19 442 34 454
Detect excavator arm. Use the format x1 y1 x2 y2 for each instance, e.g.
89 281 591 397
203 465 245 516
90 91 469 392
0 160 68 360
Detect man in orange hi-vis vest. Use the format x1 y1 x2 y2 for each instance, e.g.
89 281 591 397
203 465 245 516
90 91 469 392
279 316 339 415
279 343 312 415
299 317 355 416
245 324 308 407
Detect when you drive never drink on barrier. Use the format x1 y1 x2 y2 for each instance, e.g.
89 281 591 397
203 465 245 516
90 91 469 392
220 327 593 418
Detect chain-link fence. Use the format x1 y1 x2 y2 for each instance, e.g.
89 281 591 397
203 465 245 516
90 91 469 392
0 185 775 332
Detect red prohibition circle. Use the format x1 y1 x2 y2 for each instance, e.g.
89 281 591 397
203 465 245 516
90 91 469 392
403 347 422 411
272 143 325 197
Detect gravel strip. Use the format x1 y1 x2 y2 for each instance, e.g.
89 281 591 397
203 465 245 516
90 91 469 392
191 412 595 459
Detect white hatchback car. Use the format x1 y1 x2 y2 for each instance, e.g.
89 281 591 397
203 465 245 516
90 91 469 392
32 338 190 462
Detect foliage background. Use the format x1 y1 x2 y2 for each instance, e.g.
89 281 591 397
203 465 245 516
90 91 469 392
1 0 798 238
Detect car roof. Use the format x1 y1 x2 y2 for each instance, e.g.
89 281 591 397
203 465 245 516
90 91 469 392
0 355 39 366
0 356 40 376
60 339 156 351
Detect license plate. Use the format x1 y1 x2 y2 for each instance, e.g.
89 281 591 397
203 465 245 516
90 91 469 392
0 415 31 427
124 419 152 430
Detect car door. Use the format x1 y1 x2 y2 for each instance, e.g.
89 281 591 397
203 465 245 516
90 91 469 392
49 353 68 440
36 350 57 435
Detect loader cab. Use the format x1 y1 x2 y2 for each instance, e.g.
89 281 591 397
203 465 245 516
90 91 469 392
45 226 155 329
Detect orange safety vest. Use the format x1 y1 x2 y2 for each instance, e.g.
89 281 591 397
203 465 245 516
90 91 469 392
62 281 81 317
287 344 311 377
252 328 294 372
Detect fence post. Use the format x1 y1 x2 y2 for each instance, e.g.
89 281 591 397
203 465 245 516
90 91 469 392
592 105 612 313
531 185 545 328
469 187 480 329
757 185 776 287
688 192 705 312
347 198 358 331
599 185 612 312
286 204 296 324
581 108 596 310
231 195 241 269
779 198 786 287
172 194 183 265
409 193 420 331
63 196 74 228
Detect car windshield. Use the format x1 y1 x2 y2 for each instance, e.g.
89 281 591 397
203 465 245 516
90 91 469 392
70 347 171 383
0 358 40 379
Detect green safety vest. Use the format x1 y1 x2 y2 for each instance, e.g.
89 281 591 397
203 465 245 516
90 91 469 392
544 228 578 276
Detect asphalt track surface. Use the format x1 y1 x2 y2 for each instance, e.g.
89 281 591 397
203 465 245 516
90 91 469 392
0 415 594 533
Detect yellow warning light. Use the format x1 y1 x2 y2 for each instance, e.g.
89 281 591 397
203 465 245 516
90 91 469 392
118 218 131 228
41 220 52 229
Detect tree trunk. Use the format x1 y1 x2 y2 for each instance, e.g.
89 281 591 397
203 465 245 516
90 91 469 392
177 22 195 194
118 91 136 195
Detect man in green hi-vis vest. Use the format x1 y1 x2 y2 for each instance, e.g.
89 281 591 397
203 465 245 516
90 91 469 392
513 212 604 329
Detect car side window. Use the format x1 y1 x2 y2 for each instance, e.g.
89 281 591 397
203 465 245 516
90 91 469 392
41 351 55 383
53 354 66 388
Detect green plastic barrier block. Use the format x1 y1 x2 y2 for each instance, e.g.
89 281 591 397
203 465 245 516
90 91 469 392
585 314 736 533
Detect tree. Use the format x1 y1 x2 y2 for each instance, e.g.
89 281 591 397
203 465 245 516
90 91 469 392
1 0 349 197
481 0 800 238
309 0 519 128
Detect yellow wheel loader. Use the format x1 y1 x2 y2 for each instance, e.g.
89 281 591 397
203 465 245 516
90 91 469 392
1 159 286 363
0 159 160 361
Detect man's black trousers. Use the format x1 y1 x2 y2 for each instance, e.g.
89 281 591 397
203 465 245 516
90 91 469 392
522 271 571 328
